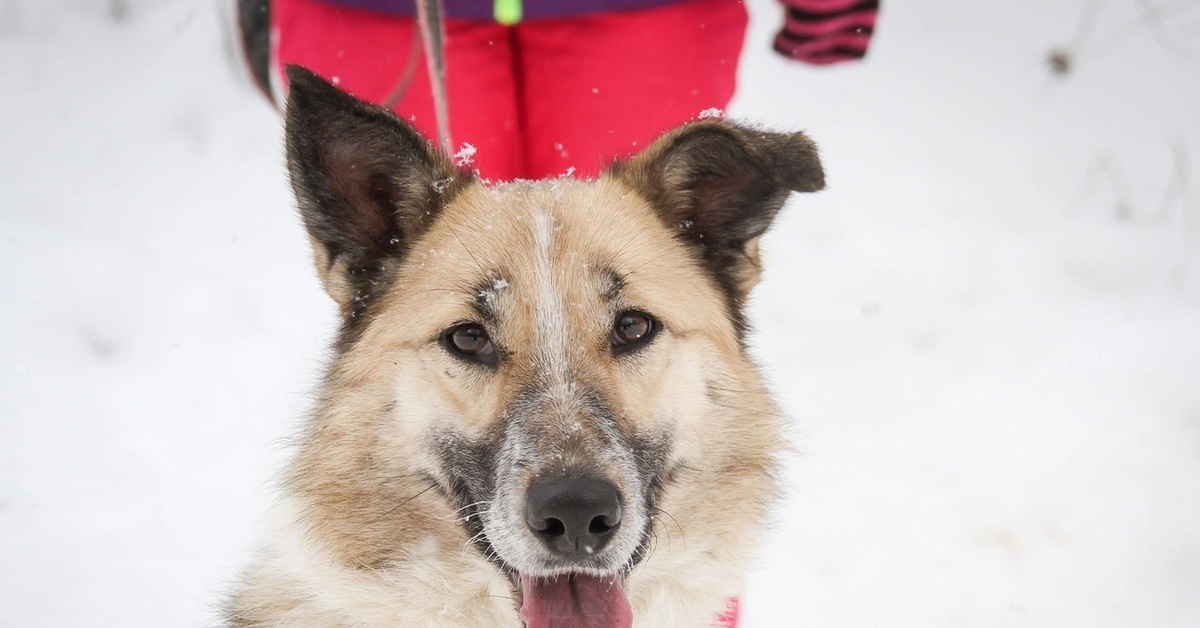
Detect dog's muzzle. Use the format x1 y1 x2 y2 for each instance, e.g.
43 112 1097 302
480 386 653 628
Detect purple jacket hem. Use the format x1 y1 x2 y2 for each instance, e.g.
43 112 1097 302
320 0 689 20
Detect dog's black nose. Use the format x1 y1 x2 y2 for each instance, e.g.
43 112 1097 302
525 474 622 557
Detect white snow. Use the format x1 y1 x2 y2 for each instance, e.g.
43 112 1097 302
431 176 452 193
1 1 1198 627
452 141 476 167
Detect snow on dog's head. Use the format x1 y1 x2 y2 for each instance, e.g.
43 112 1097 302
226 66 823 627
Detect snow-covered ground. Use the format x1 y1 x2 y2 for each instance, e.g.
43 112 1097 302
1 1 1198 626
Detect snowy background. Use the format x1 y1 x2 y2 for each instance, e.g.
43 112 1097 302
2 0 1198 626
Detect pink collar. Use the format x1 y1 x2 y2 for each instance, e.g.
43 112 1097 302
716 597 740 627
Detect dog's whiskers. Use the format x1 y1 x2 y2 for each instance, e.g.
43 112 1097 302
606 230 643 264
624 249 674 277
355 483 439 532
463 529 488 546
646 526 662 558
655 508 686 549
450 500 493 516
649 517 666 556
620 554 638 579
459 528 496 561
445 223 490 279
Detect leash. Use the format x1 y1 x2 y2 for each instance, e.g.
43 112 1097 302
416 0 453 153
409 0 524 153
382 21 423 111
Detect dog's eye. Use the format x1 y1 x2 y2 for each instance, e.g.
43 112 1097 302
611 311 658 353
443 323 498 366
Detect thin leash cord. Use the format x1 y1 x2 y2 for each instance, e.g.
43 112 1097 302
416 0 453 153
382 21 423 111
391 1 521 152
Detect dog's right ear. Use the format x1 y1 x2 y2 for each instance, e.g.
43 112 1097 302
284 65 467 314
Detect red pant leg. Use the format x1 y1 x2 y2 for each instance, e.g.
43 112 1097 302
514 0 748 179
272 0 525 181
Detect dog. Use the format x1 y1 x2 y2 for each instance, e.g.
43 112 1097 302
225 66 824 628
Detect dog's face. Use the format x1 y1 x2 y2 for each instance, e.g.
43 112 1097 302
282 67 822 626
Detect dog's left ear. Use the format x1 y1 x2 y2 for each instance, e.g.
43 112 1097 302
609 120 823 306
284 65 467 315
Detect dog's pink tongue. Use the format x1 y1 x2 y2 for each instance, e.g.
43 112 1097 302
519 574 632 628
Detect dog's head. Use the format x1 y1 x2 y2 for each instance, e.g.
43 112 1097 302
282 66 822 626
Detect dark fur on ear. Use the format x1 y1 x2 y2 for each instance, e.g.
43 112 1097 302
284 65 471 324
608 120 824 336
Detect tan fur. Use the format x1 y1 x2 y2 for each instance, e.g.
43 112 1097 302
229 178 782 626
228 67 821 628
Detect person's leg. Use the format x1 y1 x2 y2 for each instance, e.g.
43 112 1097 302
272 0 525 180
515 0 748 179
234 0 273 101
